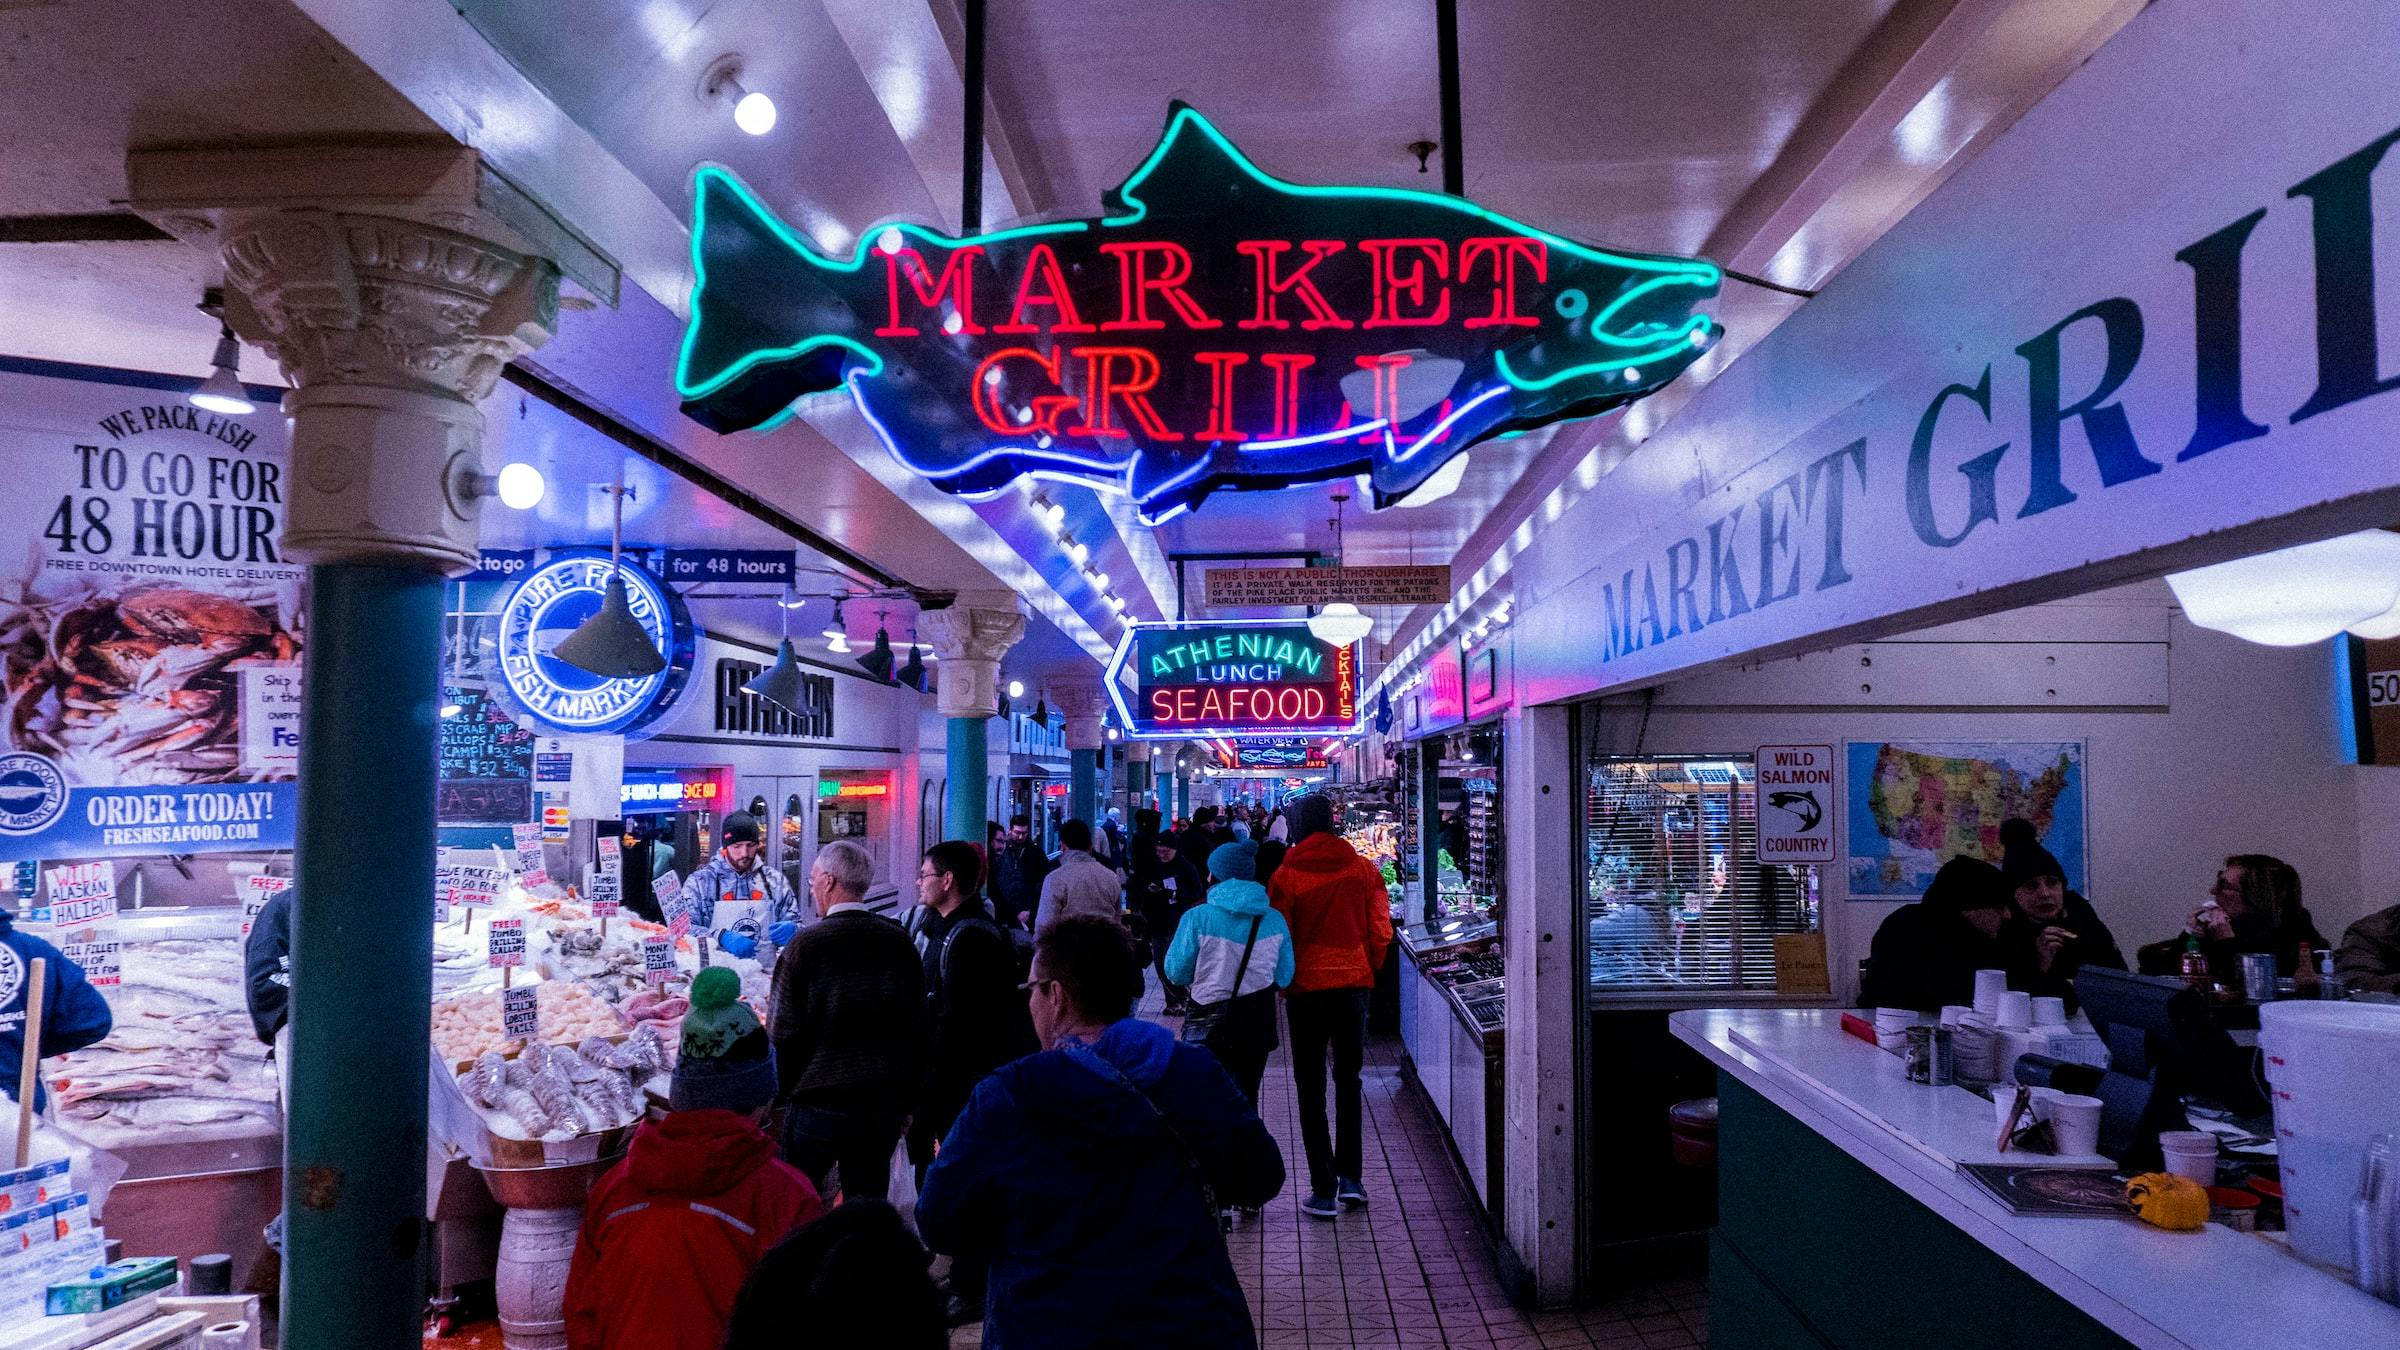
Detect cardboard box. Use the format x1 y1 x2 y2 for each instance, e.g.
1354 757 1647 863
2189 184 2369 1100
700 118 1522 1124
46 1257 178 1315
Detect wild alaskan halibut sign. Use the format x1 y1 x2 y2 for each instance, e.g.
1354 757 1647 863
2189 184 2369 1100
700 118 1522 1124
677 104 1719 521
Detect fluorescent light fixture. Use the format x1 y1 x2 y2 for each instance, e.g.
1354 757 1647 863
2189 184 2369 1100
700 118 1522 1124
2165 529 2400 646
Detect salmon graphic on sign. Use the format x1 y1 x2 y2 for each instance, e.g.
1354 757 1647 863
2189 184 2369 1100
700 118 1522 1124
676 103 1721 522
1756 745 1836 865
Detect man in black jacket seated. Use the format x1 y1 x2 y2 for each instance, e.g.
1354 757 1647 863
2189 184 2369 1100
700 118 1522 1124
1860 856 2014 1012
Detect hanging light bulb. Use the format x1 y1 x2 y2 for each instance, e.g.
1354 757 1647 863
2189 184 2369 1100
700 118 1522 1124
1007 679 1026 700
822 597 849 648
746 585 807 712
552 475 667 678
702 56 777 135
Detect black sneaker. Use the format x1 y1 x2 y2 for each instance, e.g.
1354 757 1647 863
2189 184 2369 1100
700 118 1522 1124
1300 1193 1339 1220
1336 1177 1368 1209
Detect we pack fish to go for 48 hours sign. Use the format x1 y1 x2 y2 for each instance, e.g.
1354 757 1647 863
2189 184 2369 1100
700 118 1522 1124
676 104 1721 522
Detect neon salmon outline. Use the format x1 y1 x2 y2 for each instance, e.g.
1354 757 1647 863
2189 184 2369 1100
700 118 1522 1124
677 103 1721 522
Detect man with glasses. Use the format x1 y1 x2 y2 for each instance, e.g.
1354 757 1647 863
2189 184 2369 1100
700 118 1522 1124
918 916 1282 1349
907 841 1037 1327
768 840 929 1202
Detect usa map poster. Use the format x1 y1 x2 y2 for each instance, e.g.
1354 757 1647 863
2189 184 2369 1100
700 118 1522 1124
1842 740 2086 899
0 367 301 861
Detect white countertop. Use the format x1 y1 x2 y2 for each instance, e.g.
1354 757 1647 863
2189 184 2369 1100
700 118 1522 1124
1671 1008 2400 1350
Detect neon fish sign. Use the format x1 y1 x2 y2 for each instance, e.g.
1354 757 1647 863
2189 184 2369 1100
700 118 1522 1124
677 104 1721 521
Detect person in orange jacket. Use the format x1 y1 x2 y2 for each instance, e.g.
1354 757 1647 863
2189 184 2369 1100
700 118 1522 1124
565 968 822 1350
1265 794 1393 1220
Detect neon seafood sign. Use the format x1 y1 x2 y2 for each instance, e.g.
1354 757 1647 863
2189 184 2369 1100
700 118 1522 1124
676 104 1721 522
1107 620 1357 738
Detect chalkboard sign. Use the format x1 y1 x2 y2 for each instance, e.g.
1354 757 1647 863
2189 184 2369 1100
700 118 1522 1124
438 685 536 825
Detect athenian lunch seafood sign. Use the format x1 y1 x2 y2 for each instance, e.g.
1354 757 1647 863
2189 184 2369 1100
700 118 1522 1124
0 368 300 860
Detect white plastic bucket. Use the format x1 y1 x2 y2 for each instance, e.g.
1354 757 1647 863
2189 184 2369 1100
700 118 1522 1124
2257 1001 2400 1269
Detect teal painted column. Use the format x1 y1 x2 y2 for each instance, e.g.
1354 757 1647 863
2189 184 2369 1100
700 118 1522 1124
1177 772 1191 822
946 715 990 845
286 563 442 1349
1069 748 1098 824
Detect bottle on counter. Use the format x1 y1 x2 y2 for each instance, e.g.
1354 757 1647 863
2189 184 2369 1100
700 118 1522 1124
2180 935 2212 993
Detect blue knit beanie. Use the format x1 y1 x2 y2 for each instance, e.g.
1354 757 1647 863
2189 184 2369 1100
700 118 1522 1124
1208 839 1258 883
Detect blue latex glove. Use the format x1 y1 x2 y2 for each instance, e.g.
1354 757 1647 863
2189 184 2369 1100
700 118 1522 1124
768 921 798 946
719 931 758 960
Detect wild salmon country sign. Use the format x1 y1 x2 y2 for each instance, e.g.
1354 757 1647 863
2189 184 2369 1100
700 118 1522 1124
677 104 1721 521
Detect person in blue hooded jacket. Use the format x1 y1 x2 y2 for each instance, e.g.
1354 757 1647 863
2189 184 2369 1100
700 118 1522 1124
0 907 113 1111
916 915 1282 1350
1164 840 1294 1110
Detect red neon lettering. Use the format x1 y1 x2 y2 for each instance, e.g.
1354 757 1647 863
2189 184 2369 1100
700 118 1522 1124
1459 238 1547 329
1200 688 1226 722
1237 240 1353 330
1302 688 1325 720
1353 353 1414 443
970 348 1076 435
994 244 1095 334
1261 354 1315 438
1360 239 1450 328
1099 242 1222 331
1224 687 1248 724
1067 347 1182 441
876 247 986 337
1194 352 1249 442
1151 689 1177 722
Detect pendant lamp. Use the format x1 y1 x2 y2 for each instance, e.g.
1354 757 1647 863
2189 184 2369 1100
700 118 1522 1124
1306 488 1377 647
746 585 807 712
895 636 927 691
1033 694 1049 727
856 613 897 682
553 474 667 678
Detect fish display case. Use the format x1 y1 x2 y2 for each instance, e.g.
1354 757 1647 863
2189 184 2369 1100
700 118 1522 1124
1394 914 1504 1219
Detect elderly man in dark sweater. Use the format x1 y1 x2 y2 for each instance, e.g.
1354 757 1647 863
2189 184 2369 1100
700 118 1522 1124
769 839 930 1202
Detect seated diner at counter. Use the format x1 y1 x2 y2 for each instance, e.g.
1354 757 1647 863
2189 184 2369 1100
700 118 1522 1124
1995 818 2124 1006
2136 853 2327 985
1860 856 2012 1011
2334 898 2400 994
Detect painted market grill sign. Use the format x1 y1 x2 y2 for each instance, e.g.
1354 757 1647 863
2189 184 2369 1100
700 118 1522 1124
676 104 1719 521
1108 620 1358 738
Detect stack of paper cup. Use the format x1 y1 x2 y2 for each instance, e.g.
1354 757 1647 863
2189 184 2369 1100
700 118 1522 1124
2159 1130 2218 1184
1996 990 2034 1030
2031 996 2068 1029
1972 970 2010 1021
1874 1006 1917 1052
1939 1005 1971 1028
1952 1017 1998 1087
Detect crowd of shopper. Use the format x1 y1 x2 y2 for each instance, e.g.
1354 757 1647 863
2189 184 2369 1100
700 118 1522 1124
563 790 1382 1350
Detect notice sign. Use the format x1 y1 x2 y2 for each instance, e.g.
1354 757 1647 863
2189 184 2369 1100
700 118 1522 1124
237 664 303 772
501 984 539 1040
487 917 526 967
433 864 454 924
641 934 675 984
1756 745 1836 864
42 863 115 928
240 873 291 938
451 866 504 909
57 926 118 988
1204 565 1451 608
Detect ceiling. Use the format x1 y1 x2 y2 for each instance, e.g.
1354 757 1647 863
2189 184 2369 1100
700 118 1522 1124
0 0 2146 697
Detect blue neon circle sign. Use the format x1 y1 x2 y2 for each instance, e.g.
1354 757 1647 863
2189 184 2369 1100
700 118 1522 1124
498 552 697 735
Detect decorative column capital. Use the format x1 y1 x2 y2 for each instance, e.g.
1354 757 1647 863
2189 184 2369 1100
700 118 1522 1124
1052 679 1110 751
922 594 1026 720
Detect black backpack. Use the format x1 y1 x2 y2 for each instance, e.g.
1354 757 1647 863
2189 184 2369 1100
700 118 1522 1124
940 913 1035 991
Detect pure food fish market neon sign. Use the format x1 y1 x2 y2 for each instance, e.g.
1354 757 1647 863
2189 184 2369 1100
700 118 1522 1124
1107 620 1357 738
676 104 1721 522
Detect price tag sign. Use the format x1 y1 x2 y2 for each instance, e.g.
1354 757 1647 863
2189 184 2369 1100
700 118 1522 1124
433 864 455 924
653 870 690 937
452 867 504 909
487 917 526 968
586 866 621 918
642 933 675 984
58 927 119 987
240 874 292 938
42 863 116 928
501 985 540 1040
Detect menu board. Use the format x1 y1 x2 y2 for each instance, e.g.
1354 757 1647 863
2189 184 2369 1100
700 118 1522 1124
438 685 536 825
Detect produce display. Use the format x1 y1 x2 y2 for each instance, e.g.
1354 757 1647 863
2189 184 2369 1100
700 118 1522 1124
452 1031 667 1142
430 981 624 1066
47 936 278 1147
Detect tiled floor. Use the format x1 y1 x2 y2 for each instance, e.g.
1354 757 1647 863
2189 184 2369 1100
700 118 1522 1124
953 991 1710 1349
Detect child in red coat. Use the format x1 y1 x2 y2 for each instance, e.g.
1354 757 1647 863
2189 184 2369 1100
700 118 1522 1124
565 968 821 1350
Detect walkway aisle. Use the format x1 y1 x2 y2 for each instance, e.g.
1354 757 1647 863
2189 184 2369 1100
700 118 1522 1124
1226 1028 1706 1350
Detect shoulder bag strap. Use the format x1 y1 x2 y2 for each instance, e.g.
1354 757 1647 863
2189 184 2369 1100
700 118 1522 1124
1061 1044 1204 1177
1227 914 1263 995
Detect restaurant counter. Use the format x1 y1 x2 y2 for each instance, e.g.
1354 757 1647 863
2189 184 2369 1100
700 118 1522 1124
1671 1008 2400 1349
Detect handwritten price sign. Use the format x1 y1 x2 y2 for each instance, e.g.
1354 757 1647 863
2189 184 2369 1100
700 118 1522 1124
451 867 505 909
502 985 540 1040
42 862 116 928
642 934 675 984
487 917 526 968
586 866 621 918
241 874 292 938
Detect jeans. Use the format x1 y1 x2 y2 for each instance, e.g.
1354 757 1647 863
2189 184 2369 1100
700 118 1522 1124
1285 988 1367 1198
781 1100 906 1203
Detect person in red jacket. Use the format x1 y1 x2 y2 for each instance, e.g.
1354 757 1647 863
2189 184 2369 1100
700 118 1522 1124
1266 794 1394 1220
565 967 822 1350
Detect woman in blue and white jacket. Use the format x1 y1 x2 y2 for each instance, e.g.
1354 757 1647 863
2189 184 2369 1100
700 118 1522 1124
1163 841 1294 1109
